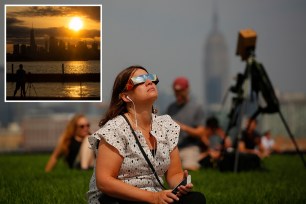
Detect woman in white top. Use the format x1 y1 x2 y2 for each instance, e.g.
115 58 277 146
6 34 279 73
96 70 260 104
88 66 206 204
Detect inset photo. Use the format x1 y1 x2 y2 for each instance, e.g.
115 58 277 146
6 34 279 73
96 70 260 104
5 5 102 102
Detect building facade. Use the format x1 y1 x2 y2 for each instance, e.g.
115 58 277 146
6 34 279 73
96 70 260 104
204 5 229 109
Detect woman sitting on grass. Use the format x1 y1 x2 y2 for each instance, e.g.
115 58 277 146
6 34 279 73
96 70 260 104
87 65 206 204
45 114 94 172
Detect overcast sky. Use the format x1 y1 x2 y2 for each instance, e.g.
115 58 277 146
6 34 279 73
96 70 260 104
1 0 306 106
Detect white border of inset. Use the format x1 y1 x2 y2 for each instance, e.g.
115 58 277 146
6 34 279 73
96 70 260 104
4 4 102 103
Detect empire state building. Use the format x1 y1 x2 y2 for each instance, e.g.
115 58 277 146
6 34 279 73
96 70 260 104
204 6 229 108
30 25 37 55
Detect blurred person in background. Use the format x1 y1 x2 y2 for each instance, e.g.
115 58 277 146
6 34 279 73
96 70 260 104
166 77 205 171
88 66 206 204
238 118 266 159
199 116 232 168
45 114 94 172
261 130 279 156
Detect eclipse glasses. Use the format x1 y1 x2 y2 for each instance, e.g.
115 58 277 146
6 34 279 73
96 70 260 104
125 73 159 91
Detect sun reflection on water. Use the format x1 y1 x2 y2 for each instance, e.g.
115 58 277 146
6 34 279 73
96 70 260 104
64 83 83 98
6 82 100 98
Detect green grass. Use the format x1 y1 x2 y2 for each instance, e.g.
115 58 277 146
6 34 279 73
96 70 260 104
0 154 306 204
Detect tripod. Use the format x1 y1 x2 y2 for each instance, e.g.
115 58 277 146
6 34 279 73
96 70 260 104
25 81 37 96
222 50 306 172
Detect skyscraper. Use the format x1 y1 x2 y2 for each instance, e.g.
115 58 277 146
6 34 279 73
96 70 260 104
30 25 37 55
204 3 229 108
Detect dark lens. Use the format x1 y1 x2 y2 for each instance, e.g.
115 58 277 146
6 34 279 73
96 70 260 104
78 124 90 128
153 78 159 85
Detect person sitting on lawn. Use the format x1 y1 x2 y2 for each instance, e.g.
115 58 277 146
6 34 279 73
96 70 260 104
166 76 206 171
87 65 206 204
45 114 94 172
261 130 280 156
199 116 232 168
238 118 266 159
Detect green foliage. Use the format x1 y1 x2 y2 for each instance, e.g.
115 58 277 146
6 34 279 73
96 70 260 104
0 154 305 203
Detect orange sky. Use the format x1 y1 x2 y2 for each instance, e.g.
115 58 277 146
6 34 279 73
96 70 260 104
6 6 100 29
6 5 101 53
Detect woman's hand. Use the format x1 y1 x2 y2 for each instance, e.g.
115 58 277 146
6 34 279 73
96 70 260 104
176 183 193 197
176 170 193 197
152 190 179 204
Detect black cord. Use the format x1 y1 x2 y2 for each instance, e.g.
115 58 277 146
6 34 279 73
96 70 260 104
122 114 166 190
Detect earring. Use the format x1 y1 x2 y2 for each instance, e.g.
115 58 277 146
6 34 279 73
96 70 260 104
153 106 158 114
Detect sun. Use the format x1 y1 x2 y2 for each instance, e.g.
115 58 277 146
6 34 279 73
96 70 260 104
69 17 83 31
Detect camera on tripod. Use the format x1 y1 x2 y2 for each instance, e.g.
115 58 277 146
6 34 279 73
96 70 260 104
222 29 306 170
236 29 257 61
228 29 257 96
26 71 37 96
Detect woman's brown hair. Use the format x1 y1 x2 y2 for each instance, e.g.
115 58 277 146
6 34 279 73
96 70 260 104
99 65 148 127
59 114 85 156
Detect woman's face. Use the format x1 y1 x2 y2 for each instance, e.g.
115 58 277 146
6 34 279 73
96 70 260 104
127 69 158 103
75 117 90 138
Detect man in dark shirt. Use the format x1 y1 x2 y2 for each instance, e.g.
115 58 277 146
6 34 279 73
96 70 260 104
13 64 26 97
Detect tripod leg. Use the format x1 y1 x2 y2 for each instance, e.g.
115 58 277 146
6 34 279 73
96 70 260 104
25 84 29 96
233 101 248 172
278 111 306 167
32 84 37 96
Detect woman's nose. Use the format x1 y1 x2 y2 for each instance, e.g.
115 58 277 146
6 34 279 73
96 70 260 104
145 79 153 85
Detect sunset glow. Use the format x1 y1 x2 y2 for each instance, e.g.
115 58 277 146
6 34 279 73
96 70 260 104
69 17 83 31
6 5 101 55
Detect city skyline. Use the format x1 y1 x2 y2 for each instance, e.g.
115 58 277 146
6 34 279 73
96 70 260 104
5 5 101 54
7 28 100 61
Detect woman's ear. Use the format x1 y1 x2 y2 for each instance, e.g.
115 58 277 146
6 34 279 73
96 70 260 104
120 93 130 103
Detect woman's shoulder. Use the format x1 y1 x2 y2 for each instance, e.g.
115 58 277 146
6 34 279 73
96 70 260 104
93 115 126 136
89 115 127 155
153 114 180 150
153 114 178 128
102 115 126 129
153 114 171 122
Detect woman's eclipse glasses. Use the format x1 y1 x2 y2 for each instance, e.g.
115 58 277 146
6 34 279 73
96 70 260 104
125 73 159 91
78 124 90 129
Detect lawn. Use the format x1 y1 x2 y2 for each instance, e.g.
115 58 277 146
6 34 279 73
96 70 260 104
0 153 305 204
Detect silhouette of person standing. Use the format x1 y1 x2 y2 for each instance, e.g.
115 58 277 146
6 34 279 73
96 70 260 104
13 64 26 97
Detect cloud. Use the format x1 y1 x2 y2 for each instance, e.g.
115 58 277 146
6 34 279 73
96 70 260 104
6 24 100 46
8 6 66 17
72 6 101 22
6 25 29 39
8 6 101 22
6 17 25 26
6 6 101 45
